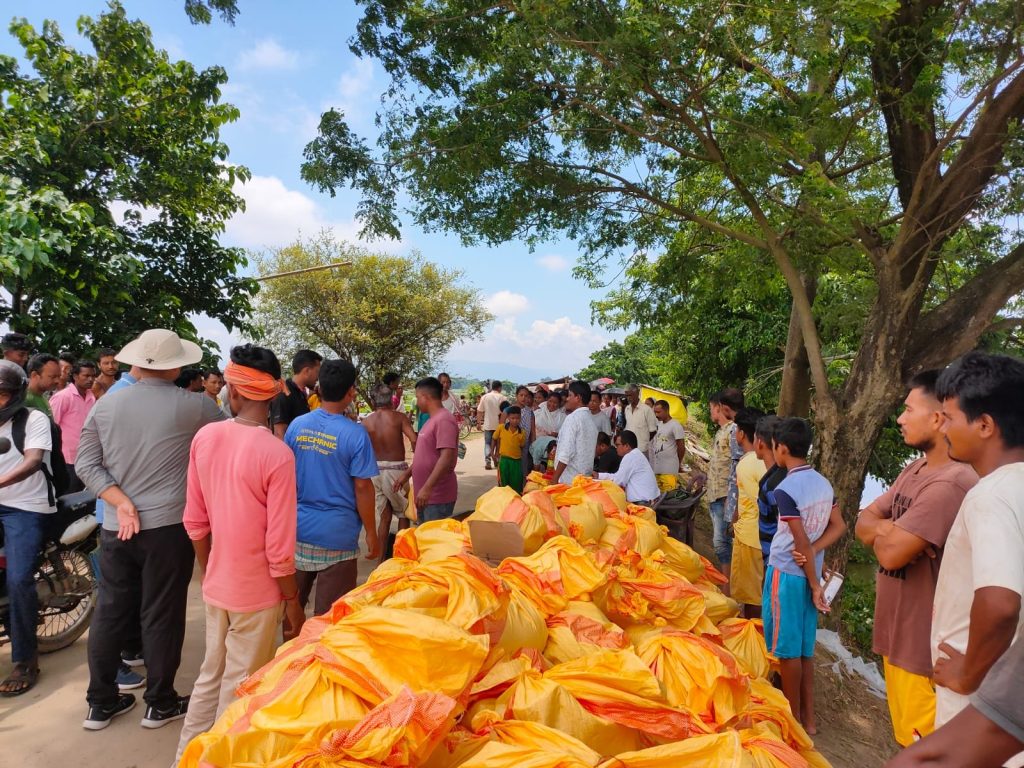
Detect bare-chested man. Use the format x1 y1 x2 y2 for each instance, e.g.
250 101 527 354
363 383 417 557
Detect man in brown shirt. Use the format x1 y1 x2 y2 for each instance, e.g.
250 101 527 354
856 370 977 747
363 383 417 559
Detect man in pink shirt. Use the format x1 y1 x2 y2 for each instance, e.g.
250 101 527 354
175 345 304 764
49 358 97 491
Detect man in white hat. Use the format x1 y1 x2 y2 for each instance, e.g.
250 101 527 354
77 329 224 732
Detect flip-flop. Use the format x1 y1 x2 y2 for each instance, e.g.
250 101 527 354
0 662 40 697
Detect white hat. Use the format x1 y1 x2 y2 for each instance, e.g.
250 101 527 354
116 329 203 370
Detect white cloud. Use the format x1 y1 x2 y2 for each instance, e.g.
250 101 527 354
223 174 402 252
537 254 570 271
337 58 374 104
485 290 530 317
108 200 161 225
451 315 608 372
236 39 300 72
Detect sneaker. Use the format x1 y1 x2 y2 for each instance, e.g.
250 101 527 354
83 693 136 730
140 695 189 729
116 663 145 691
485 459 493 471
120 650 144 668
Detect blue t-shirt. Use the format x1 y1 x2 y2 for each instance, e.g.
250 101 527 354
767 465 834 579
285 409 378 551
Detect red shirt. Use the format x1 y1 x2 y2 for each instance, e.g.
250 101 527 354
183 420 297 613
412 409 459 505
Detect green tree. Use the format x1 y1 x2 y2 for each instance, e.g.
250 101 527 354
301 0 1024 563
254 232 493 399
576 335 663 389
0 3 255 354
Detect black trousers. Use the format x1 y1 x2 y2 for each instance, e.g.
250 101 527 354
86 524 194 709
295 560 358 616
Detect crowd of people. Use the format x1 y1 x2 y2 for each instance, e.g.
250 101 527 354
1 325 1022 766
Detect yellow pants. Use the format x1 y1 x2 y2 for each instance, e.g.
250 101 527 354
883 657 936 747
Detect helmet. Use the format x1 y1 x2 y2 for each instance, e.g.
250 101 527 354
0 360 27 394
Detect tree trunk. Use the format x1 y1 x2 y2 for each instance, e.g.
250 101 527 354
777 274 818 417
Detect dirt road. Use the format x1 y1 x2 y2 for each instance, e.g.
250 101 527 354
0 434 496 768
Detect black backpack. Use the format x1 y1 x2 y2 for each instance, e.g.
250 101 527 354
11 406 71 504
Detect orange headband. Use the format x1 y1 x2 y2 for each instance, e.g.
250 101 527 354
224 361 287 401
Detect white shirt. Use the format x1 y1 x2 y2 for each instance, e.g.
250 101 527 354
478 391 504 431
624 402 658 453
554 407 599 485
931 462 1024 725
536 405 565 436
649 418 685 474
599 448 660 503
0 409 55 514
588 408 613 436
441 393 461 416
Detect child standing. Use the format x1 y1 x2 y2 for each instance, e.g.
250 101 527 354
762 417 846 735
492 405 526 493
731 407 766 618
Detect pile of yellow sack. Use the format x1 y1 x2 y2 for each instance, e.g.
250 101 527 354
180 476 831 768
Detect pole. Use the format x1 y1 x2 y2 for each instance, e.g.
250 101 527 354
249 261 353 282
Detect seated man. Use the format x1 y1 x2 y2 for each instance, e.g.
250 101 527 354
594 430 660 506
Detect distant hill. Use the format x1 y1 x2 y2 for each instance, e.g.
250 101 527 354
443 358 567 385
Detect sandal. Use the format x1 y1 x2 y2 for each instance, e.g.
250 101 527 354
0 661 40 697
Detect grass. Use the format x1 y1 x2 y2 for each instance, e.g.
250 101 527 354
832 539 878 661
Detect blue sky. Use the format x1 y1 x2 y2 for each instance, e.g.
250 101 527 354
2 0 624 380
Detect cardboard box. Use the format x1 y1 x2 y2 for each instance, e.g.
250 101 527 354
467 520 525 566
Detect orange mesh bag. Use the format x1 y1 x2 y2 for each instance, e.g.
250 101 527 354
592 553 707 631
544 601 630 665
596 731 749 768
497 536 606 616
635 629 750 726
328 554 509 647
393 518 471 563
262 687 459 768
719 618 776 679
468 486 552 554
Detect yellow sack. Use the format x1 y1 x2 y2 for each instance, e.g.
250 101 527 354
543 601 630 665
497 536 606 615
426 715 602 768
393 518 471 563
657 535 706 582
592 554 707 631
598 731 748 768
523 489 570 539
456 740 599 768
179 728 301 768
623 503 657 522
636 629 750 726
329 555 509 647
468 486 550 554
696 583 742 626
741 724 816 768
719 618 776 679
561 500 607 544
745 678 818 754
497 583 549 655
553 476 627 517
593 516 665 567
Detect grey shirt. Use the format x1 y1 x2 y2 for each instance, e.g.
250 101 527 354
972 639 1024 743
77 378 225 532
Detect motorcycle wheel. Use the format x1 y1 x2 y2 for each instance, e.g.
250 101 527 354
37 548 98 654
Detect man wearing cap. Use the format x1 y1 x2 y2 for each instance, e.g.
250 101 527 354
0 361 54 696
174 344 303 764
1 332 32 369
77 329 224 731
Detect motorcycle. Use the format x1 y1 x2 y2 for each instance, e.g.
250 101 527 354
0 465 100 653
